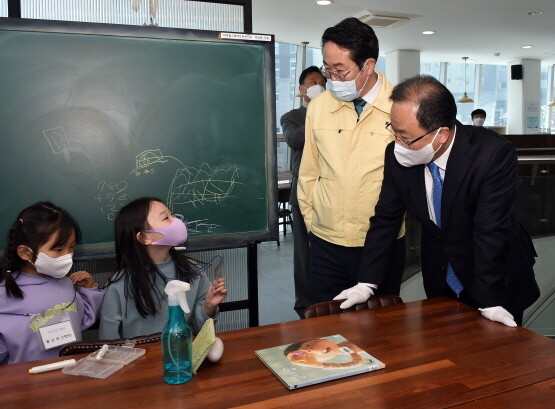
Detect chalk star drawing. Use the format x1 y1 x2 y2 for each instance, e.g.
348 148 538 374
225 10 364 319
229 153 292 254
42 127 70 154
167 163 241 209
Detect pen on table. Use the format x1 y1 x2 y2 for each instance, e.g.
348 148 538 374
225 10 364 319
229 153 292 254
96 344 109 360
29 359 76 374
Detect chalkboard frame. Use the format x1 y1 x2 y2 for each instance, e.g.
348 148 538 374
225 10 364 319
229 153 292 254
0 17 278 259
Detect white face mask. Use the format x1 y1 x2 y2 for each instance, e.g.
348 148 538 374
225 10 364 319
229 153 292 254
28 250 74 279
473 117 485 127
327 60 370 102
393 128 443 167
305 84 325 100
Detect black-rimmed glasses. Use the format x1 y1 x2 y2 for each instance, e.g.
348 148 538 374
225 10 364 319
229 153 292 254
385 122 438 148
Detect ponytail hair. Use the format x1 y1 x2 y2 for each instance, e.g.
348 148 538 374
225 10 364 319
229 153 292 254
0 202 81 298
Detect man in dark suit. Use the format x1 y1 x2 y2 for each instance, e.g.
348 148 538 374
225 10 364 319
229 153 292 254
336 74 539 326
280 66 326 318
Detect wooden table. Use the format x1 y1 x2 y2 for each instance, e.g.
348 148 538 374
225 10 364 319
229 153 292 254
2 297 555 408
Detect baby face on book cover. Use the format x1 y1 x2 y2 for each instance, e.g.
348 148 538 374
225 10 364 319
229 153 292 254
284 338 364 369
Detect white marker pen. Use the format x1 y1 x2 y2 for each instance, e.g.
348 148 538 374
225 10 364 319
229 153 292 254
29 359 76 374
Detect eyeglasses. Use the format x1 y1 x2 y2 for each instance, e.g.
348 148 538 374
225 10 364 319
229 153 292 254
385 122 439 148
319 65 358 82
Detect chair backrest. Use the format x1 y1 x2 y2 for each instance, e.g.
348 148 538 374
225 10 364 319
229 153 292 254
59 332 162 357
303 295 403 319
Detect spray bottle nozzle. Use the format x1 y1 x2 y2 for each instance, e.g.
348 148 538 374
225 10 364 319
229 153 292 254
164 280 191 314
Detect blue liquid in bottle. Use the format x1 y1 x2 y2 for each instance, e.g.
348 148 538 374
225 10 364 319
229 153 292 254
162 305 192 384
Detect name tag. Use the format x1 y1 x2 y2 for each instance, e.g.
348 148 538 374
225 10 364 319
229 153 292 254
38 320 77 350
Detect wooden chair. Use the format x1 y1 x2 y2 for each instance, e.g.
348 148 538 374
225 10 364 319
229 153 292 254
59 332 162 357
303 295 403 319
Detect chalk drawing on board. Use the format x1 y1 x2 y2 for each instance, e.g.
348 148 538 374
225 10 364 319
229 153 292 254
94 180 129 220
185 219 221 235
42 127 70 154
131 149 185 176
167 163 242 209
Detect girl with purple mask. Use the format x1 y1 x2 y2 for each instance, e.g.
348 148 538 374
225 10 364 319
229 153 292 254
99 197 226 339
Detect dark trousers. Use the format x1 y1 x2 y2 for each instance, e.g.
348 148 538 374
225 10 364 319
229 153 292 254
442 286 524 326
309 232 406 304
291 205 311 318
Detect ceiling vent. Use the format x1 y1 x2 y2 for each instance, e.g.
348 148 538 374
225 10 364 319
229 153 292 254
354 10 410 29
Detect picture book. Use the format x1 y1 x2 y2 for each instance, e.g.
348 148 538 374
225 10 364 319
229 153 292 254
255 334 385 390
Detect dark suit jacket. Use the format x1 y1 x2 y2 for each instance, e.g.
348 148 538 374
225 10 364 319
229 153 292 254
280 106 307 206
359 121 539 314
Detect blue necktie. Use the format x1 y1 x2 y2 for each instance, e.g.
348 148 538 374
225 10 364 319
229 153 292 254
353 98 366 117
427 162 464 295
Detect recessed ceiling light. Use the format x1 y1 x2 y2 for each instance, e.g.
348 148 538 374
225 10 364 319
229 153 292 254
315 0 333 5
525 10 543 16
422 30 435 35
522 45 534 49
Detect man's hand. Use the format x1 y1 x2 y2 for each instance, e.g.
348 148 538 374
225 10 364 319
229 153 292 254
478 306 517 327
333 283 377 309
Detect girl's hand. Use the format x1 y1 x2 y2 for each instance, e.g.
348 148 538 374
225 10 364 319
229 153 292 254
204 278 227 317
69 271 97 288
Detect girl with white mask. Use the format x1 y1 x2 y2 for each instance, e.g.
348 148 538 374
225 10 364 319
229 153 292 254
0 202 104 364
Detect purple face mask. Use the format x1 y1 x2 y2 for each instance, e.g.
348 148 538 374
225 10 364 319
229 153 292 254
144 217 188 246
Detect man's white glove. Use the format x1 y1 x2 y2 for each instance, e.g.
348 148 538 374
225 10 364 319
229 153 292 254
333 283 377 309
478 306 517 327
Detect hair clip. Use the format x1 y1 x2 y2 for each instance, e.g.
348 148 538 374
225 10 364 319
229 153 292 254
19 219 24 224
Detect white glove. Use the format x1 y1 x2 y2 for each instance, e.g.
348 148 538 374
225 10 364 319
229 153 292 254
478 306 517 327
333 283 377 309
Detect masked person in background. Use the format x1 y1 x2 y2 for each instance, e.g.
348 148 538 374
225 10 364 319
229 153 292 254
297 18 405 307
471 109 486 126
280 66 326 318
356 75 539 326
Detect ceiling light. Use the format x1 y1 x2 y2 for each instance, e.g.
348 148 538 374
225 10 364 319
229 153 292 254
315 0 333 5
457 57 474 104
525 10 543 16
522 45 534 49
422 30 435 35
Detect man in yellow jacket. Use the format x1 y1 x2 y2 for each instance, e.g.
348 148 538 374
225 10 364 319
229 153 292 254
298 17 405 307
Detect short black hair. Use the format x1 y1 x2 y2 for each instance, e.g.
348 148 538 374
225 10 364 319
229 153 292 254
299 65 325 86
471 109 486 118
390 74 457 132
321 17 379 69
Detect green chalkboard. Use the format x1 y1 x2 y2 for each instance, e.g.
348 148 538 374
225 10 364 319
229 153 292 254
0 18 277 257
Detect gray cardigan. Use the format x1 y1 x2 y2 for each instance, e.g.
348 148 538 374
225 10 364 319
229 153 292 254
99 258 215 339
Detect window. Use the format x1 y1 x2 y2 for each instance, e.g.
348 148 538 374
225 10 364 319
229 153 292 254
421 62 441 79
20 0 243 31
540 65 554 133
477 65 508 127
375 57 386 74
275 42 298 133
0 1 7 17
306 47 323 68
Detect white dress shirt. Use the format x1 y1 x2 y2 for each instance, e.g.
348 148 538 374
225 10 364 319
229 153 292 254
425 125 457 225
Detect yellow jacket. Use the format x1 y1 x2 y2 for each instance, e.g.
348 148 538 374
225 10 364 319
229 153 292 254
298 71 405 247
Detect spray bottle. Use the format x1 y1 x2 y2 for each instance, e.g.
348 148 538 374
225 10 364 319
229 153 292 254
162 280 192 384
